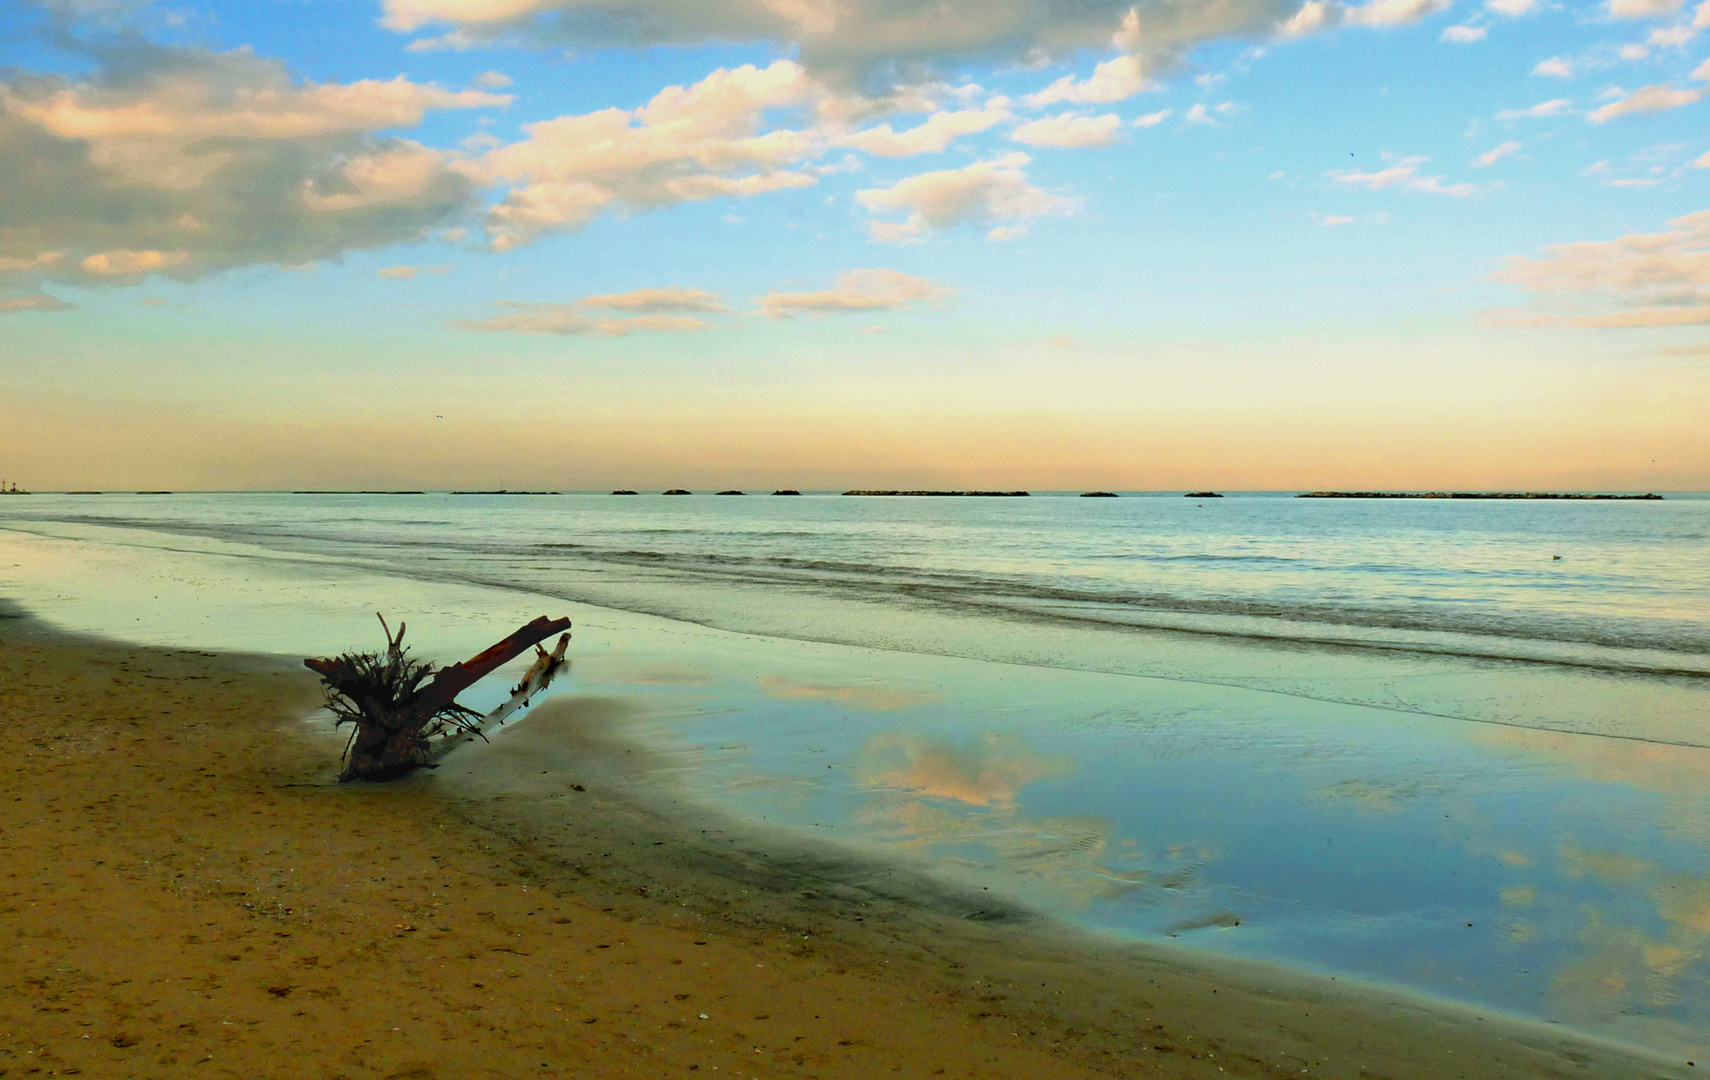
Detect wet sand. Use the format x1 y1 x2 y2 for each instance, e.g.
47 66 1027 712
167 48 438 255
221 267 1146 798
0 616 1693 1079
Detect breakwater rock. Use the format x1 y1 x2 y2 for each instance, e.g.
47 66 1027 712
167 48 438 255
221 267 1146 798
842 490 1030 497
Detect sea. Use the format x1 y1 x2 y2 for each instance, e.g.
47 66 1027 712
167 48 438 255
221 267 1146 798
2 490 1707 1058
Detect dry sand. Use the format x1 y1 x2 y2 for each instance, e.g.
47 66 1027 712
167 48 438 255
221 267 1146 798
0 616 1693 1079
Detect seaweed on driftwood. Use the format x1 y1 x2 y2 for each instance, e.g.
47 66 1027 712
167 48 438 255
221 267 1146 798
307 613 570 781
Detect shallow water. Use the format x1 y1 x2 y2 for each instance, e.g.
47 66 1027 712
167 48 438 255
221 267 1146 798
3 492 1708 1058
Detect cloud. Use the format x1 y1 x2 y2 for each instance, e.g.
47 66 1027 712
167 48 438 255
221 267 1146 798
475 60 828 250
1184 101 1241 125
0 252 63 274
1570 305 1710 325
0 42 500 286
451 283 732 331
80 249 189 276
1343 0 1451 24
1533 56 1575 77
1026 54 1152 107
1474 139 1522 166
856 152 1075 241
1496 98 1575 119
1316 214 1356 225
377 263 451 278
757 268 950 317
1608 0 1682 17
473 70 513 88
835 101 1010 157
0 293 76 314
1487 0 1537 14
1587 82 1705 121
449 302 709 335
1331 154 1477 195
379 0 1304 88
1441 24 1487 40
1491 208 1710 327
1134 108 1173 127
1646 1 1710 44
578 286 728 312
1281 0 1451 36
1011 111 1122 147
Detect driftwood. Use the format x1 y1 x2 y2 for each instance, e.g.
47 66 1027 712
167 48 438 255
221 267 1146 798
306 613 571 781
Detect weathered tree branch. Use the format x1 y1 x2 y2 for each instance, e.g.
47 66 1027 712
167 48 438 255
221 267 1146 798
306 614 571 781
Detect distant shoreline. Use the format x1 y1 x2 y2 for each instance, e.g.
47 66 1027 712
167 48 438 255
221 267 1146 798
1298 491 1663 500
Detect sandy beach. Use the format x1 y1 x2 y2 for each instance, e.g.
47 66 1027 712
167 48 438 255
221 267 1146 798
0 612 1695 1080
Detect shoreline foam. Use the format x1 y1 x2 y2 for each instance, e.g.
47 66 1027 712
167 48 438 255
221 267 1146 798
1 610 1694 1079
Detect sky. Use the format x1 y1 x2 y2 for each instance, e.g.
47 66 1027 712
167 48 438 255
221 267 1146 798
0 0 1706 492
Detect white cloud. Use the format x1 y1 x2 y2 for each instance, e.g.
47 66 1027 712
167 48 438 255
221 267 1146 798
1344 0 1451 25
1026 55 1151 108
1608 0 1682 18
1474 139 1522 166
1650 24 1696 43
1491 207 1710 327
450 283 729 332
1011 112 1122 148
450 302 709 335
0 44 497 285
1533 56 1575 77
579 286 728 312
1185 102 1231 124
473 70 513 88
1487 0 1537 14
1620 43 1652 58
377 263 451 279
1134 108 1173 127
836 102 1010 157
0 293 76 314
79 249 190 276
1496 98 1575 118
1281 1 1335 34
1283 0 1451 35
1696 150 1710 166
986 225 1028 241
856 153 1076 242
757 268 951 316
1442 24 1487 41
1331 154 1478 195
1316 214 1356 225
476 60 830 250
1587 82 1704 121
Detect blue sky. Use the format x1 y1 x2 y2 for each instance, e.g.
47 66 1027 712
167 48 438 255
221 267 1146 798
0 0 1706 490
